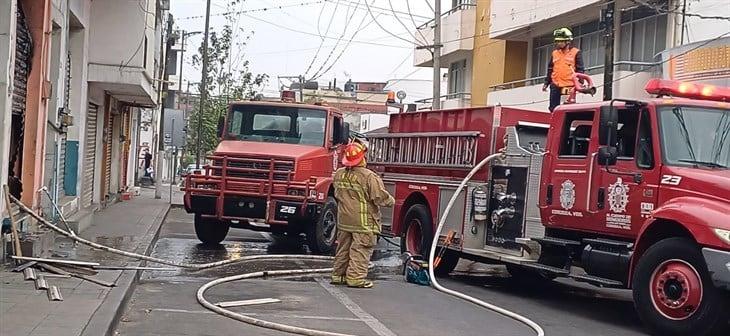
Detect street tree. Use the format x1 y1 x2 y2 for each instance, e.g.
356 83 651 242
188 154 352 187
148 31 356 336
184 4 268 166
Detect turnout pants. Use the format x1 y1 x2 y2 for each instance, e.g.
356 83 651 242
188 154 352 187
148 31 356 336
331 230 377 286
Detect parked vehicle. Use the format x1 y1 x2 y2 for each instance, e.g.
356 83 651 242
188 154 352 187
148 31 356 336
370 79 730 336
182 100 350 253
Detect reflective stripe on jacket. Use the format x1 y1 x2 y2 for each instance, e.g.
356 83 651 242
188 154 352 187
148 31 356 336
333 167 395 234
546 47 584 88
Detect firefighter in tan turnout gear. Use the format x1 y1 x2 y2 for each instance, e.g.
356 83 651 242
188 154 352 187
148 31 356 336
331 141 395 288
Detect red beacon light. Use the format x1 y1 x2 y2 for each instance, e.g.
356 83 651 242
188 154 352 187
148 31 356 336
644 78 730 102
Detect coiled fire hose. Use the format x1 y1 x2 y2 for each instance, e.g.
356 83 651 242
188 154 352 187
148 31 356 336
427 152 546 336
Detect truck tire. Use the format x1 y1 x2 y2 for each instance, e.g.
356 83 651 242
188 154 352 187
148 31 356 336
632 237 729 336
401 204 459 276
306 196 338 255
194 214 229 246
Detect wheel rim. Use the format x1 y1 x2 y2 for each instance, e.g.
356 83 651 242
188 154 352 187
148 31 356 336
649 259 704 320
406 219 423 254
322 209 337 246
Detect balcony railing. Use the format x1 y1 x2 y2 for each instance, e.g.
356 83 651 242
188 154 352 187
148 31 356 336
417 1 477 29
414 92 472 104
488 61 660 92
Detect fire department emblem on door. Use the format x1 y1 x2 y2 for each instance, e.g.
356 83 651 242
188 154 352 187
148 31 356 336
560 180 576 210
608 177 629 213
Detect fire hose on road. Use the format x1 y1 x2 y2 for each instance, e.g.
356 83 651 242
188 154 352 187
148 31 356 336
8 164 546 336
427 152 546 336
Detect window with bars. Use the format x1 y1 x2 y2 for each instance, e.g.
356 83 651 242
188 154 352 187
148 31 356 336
531 20 604 80
618 5 668 71
448 59 467 94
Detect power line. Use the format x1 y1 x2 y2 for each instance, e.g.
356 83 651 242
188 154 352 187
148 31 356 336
631 0 730 21
177 1 324 20
364 0 420 46
406 0 429 46
324 0 431 20
304 0 343 77
310 1 366 80
388 0 422 43
310 4 379 80
239 12 411 49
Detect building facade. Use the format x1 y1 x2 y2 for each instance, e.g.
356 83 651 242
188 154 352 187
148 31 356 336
413 0 730 111
1 0 168 234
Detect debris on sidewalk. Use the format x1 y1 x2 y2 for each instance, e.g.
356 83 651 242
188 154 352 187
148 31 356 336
47 285 64 301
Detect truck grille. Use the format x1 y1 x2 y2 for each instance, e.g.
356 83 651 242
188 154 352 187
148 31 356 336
210 157 294 182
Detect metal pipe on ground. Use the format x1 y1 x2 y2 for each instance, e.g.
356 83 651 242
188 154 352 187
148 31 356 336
11 256 100 267
23 268 37 280
35 275 49 290
47 286 63 301
36 263 116 288
7 191 335 270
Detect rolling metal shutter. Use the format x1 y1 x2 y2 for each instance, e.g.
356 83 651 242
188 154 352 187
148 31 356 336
103 113 113 196
7 5 32 199
81 103 98 208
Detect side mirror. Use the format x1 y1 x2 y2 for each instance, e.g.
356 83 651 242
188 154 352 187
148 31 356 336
216 116 225 138
597 146 618 166
598 105 618 146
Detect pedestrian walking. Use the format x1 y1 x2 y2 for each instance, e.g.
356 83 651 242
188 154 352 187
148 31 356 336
331 141 394 288
542 27 585 112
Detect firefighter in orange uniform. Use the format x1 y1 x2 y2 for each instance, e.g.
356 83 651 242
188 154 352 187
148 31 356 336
331 141 395 288
542 27 585 112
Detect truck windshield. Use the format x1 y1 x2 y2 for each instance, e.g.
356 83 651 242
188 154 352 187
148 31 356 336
226 105 327 146
659 106 730 169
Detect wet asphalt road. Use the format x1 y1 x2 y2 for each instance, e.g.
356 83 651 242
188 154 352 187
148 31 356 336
114 207 650 336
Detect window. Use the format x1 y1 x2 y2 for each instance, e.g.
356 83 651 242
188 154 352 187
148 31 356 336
636 109 654 169
559 111 595 156
448 59 467 94
226 105 327 146
617 109 640 158
658 106 729 169
531 20 604 79
332 116 343 143
618 4 667 71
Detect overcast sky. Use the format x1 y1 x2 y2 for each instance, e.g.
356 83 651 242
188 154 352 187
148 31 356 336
171 0 448 95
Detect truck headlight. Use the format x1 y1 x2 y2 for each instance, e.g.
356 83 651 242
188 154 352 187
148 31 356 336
287 188 304 196
714 228 730 245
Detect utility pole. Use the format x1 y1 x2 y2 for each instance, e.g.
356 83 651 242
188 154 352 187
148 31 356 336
196 0 212 167
155 13 175 199
601 0 615 101
432 0 442 110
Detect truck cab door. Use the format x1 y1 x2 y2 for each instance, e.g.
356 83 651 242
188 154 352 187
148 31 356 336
542 110 597 228
589 108 659 237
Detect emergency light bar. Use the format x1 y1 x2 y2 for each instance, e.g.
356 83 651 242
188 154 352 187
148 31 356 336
645 79 730 102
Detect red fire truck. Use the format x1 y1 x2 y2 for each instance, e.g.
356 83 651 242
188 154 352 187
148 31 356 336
369 79 730 335
183 101 350 254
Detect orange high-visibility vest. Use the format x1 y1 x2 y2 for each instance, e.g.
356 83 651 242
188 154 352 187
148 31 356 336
551 47 580 88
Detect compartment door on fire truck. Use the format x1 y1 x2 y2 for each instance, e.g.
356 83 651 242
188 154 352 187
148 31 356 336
545 110 596 226
590 108 659 236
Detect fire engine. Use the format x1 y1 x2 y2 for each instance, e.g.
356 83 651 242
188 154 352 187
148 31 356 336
369 79 730 335
182 97 350 254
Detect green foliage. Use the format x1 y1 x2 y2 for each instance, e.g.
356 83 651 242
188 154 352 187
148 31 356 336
186 1 268 161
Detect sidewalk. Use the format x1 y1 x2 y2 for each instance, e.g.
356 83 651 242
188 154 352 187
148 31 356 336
0 188 173 336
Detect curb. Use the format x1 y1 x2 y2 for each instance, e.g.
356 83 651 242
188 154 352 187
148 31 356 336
80 203 172 336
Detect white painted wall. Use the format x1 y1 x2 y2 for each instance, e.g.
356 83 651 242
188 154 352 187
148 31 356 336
678 0 730 45
359 114 390 133
490 0 602 39
88 0 157 80
415 5 476 66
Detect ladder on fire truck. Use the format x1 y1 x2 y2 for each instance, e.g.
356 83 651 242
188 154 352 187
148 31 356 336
366 131 481 169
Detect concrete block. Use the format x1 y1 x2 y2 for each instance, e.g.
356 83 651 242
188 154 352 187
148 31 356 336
66 209 94 234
